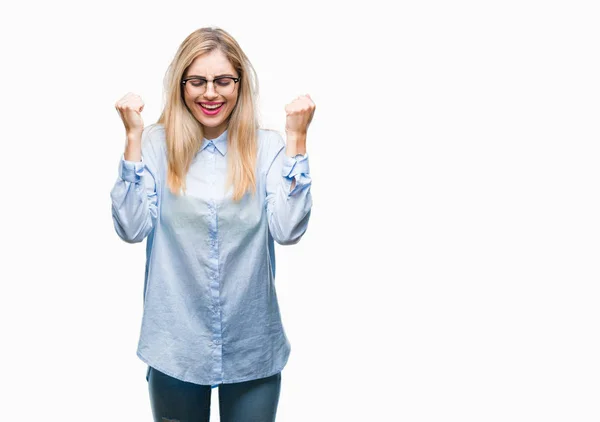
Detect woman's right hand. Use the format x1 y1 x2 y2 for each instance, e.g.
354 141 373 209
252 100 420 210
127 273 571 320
115 92 145 138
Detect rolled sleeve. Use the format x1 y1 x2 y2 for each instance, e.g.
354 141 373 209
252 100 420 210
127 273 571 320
111 144 158 243
282 154 311 196
119 155 145 183
265 133 312 245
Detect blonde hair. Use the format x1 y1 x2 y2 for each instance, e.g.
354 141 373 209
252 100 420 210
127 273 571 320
157 27 259 201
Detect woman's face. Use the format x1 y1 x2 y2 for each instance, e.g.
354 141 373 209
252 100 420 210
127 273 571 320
182 49 239 139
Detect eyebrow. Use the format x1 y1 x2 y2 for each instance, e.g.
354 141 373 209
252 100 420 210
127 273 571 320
185 73 237 79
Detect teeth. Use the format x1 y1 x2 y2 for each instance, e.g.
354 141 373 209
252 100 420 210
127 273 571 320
200 103 222 110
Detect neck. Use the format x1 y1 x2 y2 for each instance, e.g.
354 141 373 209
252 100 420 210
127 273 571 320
203 125 227 140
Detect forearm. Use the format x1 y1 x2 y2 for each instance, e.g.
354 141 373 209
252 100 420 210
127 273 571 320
111 136 158 244
266 141 312 244
124 133 142 162
285 132 307 157
285 132 307 190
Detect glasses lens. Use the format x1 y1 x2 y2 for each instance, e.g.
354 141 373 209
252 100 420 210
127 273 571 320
184 78 206 96
184 79 206 97
214 77 236 95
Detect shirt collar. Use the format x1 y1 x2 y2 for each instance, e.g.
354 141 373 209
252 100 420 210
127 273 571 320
200 129 228 156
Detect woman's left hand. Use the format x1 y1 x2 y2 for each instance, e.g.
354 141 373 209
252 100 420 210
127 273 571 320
285 94 316 135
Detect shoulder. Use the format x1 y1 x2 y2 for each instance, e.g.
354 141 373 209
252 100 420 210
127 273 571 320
142 123 166 147
257 128 285 156
257 129 286 171
141 123 167 156
140 123 167 169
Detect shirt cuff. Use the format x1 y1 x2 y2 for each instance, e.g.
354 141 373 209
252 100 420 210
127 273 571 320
119 155 145 183
282 154 311 196
282 153 310 178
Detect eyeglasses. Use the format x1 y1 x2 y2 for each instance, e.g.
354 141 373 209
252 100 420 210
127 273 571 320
181 76 240 96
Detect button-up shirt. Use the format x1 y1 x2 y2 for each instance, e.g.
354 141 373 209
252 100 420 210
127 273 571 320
110 124 312 385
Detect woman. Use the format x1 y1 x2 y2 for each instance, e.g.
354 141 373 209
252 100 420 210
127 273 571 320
110 27 314 422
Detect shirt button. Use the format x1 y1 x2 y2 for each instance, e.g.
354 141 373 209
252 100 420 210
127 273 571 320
214 339 221 345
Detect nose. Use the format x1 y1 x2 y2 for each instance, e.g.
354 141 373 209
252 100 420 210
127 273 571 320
203 81 218 100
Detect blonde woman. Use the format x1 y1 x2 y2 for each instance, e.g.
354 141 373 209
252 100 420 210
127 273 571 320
110 27 314 422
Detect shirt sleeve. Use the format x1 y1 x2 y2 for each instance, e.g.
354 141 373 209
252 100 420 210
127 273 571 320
109 127 160 244
265 133 312 245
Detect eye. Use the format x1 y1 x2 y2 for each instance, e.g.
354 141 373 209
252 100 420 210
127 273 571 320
215 77 233 87
189 79 206 87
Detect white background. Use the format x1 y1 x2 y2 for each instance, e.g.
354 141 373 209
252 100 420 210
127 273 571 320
1 0 599 420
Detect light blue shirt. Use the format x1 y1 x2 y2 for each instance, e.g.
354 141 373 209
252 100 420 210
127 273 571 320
110 124 312 386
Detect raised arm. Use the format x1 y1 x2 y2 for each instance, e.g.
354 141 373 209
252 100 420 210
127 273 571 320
266 94 316 245
110 94 160 243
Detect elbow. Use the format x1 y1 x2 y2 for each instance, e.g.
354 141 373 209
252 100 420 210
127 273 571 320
111 206 154 244
273 232 304 246
270 211 311 245
113 219 152 244
122 229 149 244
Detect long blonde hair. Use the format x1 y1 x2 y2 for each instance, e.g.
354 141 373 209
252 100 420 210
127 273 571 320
157 27 259 201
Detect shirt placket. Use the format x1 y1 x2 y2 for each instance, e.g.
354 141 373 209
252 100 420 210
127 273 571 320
206 141 223 383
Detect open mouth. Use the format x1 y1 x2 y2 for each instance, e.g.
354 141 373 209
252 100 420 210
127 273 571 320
197 102 224 116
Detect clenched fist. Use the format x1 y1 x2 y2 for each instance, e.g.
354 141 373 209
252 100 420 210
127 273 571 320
285 94 316 135
115 92 145 137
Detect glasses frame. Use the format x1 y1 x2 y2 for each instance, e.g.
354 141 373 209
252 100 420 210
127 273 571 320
181 76 241 96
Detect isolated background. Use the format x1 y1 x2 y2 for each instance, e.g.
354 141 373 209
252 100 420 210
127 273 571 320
1 0 599 420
